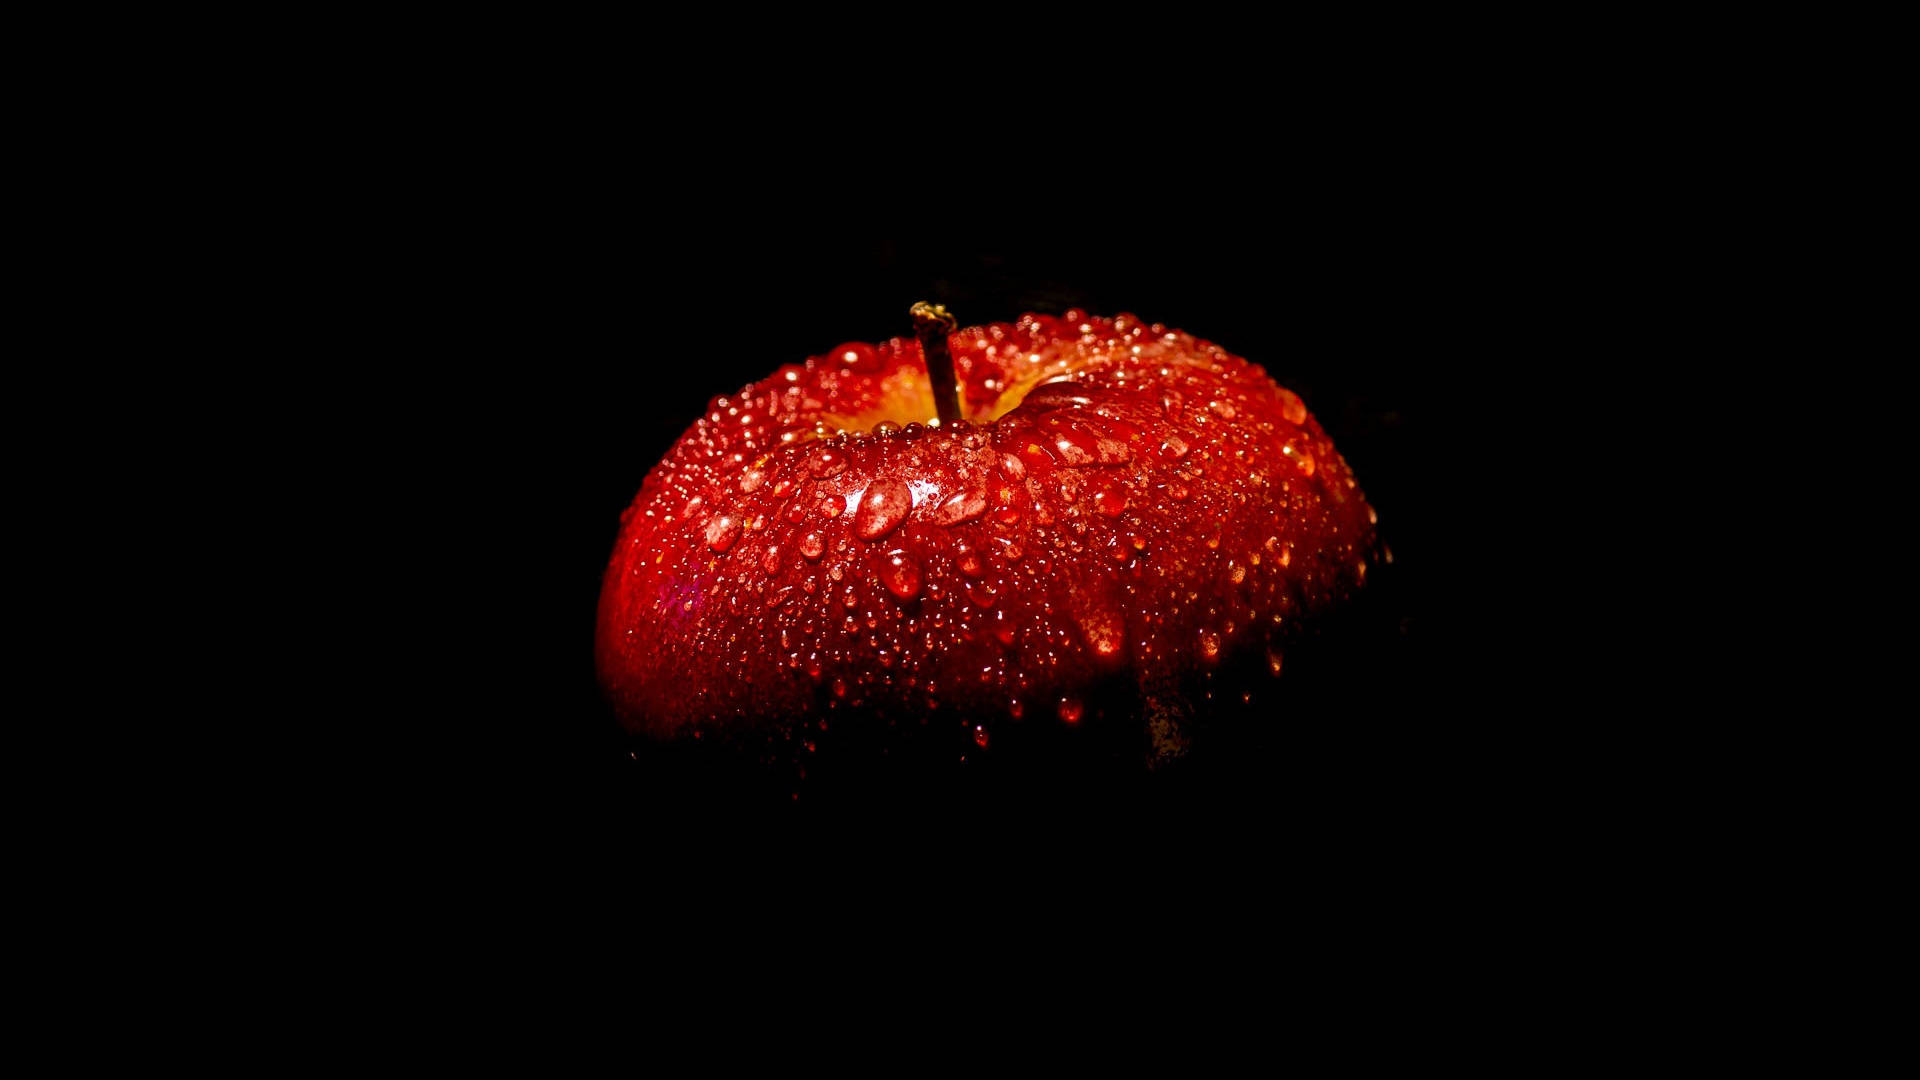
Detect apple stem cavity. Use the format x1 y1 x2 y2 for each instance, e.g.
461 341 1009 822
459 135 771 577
910 301 963 426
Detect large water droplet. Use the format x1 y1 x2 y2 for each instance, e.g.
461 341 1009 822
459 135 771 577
967 580 999 608
1077 602 1127 663
854 478 912 540
932 485 988 526
1279 389 1308 425
1058 697 1084 724
833 341 882 372
705 514 740 552
1094 485 1128 517
973 725 990 749
957 545 985 577
1199 629 1222 662
800 532 825 560
879 548 923 600
739 469 766 493
1022 381 1093 409
762 546 782 574
810 448 847 478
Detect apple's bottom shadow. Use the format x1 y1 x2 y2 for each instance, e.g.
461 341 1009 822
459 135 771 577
574 562 1487 858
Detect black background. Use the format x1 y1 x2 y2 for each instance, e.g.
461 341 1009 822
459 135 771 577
423 151 1516 867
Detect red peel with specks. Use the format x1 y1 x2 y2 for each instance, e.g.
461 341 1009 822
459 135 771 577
596 310 1377 766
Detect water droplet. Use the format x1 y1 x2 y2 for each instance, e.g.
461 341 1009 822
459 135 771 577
932 485 988 526
854 478 912 540
1266 643 1285 677
879 548 923 600
1077 602 1127 662
967 580 999 608
739 469 766 493
973 725 990 749
1008 698 1024 719
832 677 848 698
957 545 985 577
1279 547 1291 567
1296 451 1316 476
833 341 882 372
705 515 740 552
1162 433 1190 459
1368 507 1379 525
809 448 847 477
1167 482 1190 501
762 546 781 574
1279 389 1308 425
1208 399 1236 419
820 497 842 518
1199 629 1222 662
1094 485 1128 517
1229 563 1246 585
1058 697 1084 724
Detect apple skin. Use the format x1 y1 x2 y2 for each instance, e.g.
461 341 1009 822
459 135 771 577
596 310 1377 769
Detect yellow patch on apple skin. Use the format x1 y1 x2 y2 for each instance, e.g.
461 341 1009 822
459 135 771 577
816 345 1082 434
819 367 936 434
980 354 1081 420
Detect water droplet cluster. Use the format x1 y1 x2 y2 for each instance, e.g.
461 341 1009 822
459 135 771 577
597 310 1379 760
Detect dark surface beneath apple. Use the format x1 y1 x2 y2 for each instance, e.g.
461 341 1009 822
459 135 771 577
484 209 1470 855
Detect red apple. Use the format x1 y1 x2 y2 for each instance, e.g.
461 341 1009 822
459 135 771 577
596 307 1378 774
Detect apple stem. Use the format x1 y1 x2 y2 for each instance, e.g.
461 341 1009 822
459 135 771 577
910 301 963 425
